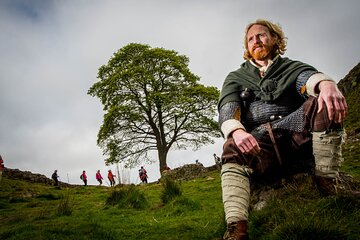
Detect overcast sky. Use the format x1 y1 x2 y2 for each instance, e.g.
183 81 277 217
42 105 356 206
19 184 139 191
1 0 359 185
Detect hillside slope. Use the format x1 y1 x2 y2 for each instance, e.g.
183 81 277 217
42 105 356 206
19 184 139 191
1 168 359 240
337 62 360 179
338 62 360 134
1 63 360 240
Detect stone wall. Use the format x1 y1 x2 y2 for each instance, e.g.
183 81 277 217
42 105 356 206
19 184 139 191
3 168 72 187
162 163 219 181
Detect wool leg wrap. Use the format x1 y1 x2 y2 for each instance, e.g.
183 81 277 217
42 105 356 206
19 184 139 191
221 163 251 224
313 130 344 178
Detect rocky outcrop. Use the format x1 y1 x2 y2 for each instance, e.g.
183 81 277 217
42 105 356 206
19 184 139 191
3 168 72 187
162 164 210 181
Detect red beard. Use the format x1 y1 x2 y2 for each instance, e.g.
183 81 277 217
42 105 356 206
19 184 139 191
251 42 276 61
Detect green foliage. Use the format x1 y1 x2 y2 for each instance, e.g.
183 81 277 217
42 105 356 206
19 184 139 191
36 192 60 200
106 184 148 209
343 83 360 133
341 141 360 179
9 197 30 203
160 177 182 204
56 193 74 216
88 43 221 171
79 219 116 240
164 196 202 217
250 188 360 240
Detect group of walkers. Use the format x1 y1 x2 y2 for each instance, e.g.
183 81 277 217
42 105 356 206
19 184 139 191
51 169 117 187
80 169 116 186
51 166 148 186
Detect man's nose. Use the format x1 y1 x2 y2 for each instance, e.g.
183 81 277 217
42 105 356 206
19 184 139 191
254 36 261 44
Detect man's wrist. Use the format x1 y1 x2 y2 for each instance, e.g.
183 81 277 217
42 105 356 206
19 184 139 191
306 73 335 96
316 80 336 93
231 128 246 138
221 119 246 138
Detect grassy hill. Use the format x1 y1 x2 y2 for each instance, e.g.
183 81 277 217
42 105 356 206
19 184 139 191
1 167 359 240
0 170 224 240
338 62 360 180
1 63 359 240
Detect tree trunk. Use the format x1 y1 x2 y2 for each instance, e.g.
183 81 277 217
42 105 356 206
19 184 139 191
158 148 168 176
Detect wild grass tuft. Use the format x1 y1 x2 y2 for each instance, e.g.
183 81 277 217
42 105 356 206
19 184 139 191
106 184 148 209
249 191 360 240
36 192 60 200
56 193 74 216
160 177 182 204
165 196 202 217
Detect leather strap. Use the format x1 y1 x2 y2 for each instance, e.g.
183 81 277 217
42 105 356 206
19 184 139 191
265 122 282 165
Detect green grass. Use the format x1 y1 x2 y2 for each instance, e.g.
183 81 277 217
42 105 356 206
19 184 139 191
343 83 360 134
342 141 360 180
0 168 359 240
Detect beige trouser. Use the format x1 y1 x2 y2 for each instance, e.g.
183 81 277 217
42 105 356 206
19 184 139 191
221 163 252 223
313 130 345 178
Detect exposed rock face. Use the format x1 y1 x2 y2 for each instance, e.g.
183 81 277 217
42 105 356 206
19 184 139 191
3 168 72 187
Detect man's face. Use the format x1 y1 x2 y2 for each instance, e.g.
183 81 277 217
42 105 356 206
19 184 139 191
246 24 277 61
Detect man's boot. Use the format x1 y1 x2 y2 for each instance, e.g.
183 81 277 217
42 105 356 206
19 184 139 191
223 220 248 240
312 175 338 196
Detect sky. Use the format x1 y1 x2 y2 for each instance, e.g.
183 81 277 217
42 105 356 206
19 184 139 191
1 0 359 186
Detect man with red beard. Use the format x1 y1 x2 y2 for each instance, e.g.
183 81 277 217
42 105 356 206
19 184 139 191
218 19 347 240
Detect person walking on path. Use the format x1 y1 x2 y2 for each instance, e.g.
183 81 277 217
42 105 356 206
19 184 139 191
213 153 222 169
138 166 148 184
51 170 59 186
107 170 116 187
80 170 87 186
195 159 204 167
96 170 103 186
0 154 4 183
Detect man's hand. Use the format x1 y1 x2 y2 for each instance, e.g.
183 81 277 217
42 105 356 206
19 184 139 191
232 128 261 155
317 81 347 123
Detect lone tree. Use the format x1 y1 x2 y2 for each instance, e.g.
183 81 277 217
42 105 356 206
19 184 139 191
88 43 221 174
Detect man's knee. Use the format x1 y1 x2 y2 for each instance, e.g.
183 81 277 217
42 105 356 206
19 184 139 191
304 96 343 132
221 137 245 165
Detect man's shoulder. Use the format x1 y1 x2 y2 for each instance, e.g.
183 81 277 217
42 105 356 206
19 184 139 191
277 56 311 67
226 61 254 78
